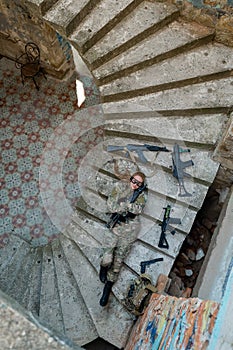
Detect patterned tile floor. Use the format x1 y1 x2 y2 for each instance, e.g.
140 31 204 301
0 57 103 247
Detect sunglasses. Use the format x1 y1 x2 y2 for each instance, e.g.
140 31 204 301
130 177 143 187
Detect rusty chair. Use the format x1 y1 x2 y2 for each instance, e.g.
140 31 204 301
15 42 46 90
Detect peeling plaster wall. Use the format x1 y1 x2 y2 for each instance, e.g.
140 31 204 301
213 114 233 170
170 0 233 48
0 0 75 79
125 293 219 350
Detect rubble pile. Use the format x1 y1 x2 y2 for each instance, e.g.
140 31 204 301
167 174 231 298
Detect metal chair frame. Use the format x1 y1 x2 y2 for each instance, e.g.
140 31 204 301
15 42 46 90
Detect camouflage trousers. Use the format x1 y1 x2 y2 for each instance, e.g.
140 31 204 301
100 219 140 283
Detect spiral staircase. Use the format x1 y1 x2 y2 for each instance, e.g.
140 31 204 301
1 0 233 348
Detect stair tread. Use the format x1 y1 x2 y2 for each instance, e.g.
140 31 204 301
60 235 134 349
139 216 186 258
82 163 215 210
100 43 233 97
83 0 179 66
93 20 213 81
70 0 141 51
0 235 24 274
65 214 139 301
8 249 38 306
70 190 192 260
25 248 43 316
51 239 98 346
125 240 174 284
0 240 31 292
94 174 197 230
101 77 233 111
66 218 173 296
43 0 96 35
69 203 184 263
104 114 226 146
39 244 65 336
100 137 219 184
27 0 58 15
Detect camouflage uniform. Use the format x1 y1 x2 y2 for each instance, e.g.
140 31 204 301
101 180 148 283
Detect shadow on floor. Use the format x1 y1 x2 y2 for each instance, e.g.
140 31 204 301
84 337 121 350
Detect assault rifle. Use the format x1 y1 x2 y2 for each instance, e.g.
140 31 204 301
107 144 169 163
105 183 147 229
158 205 181 249
140 257 164 273
172 143 194 197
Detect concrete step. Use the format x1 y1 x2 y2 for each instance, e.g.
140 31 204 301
125 240 174 285
68 210 109 246
64 213 138 302
66 211 172 301
7 248 38 306
25 247 43 316
101 77 233 112
43 0 102 37
83 0 179 69
84 172 196 236
100 43 233 101
70 0 144 53
60 234 134 349
84 151 216 209
27 0 59 16
139 217 186 259
0 235 24 274
39 244 65 336
51 239 97 346
0 240 31 294
103 137 219 184
93 20 214 84
104 116 225 148
81 166 199 259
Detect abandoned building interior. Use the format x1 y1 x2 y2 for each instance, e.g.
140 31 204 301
0 0 233 349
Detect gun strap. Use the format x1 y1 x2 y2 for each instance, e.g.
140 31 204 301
106 183 147 228
129 184 147 203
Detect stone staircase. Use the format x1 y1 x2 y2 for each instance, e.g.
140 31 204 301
2 0 233 348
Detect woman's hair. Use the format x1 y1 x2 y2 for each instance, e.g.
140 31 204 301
113 159 146 182
131 171 146 183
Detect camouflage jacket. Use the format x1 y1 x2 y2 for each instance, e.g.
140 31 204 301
107 180 148 216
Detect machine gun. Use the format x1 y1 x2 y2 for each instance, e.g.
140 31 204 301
172 143 194 197
107 144 169 163
105 183 147 229
158 205 181 249
140 257 164 273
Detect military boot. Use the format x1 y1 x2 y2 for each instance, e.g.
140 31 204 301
99 281 114 307
99 265 108 283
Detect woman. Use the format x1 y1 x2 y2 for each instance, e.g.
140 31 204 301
99 171 148 307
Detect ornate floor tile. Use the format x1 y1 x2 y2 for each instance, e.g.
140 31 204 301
0 57 102 247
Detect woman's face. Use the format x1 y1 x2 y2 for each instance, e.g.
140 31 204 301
130 175 143 190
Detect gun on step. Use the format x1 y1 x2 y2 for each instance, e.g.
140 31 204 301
140 257 164 274
158 205 181 249
105 183 147 229
172 143 194 197
107 144 170 163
